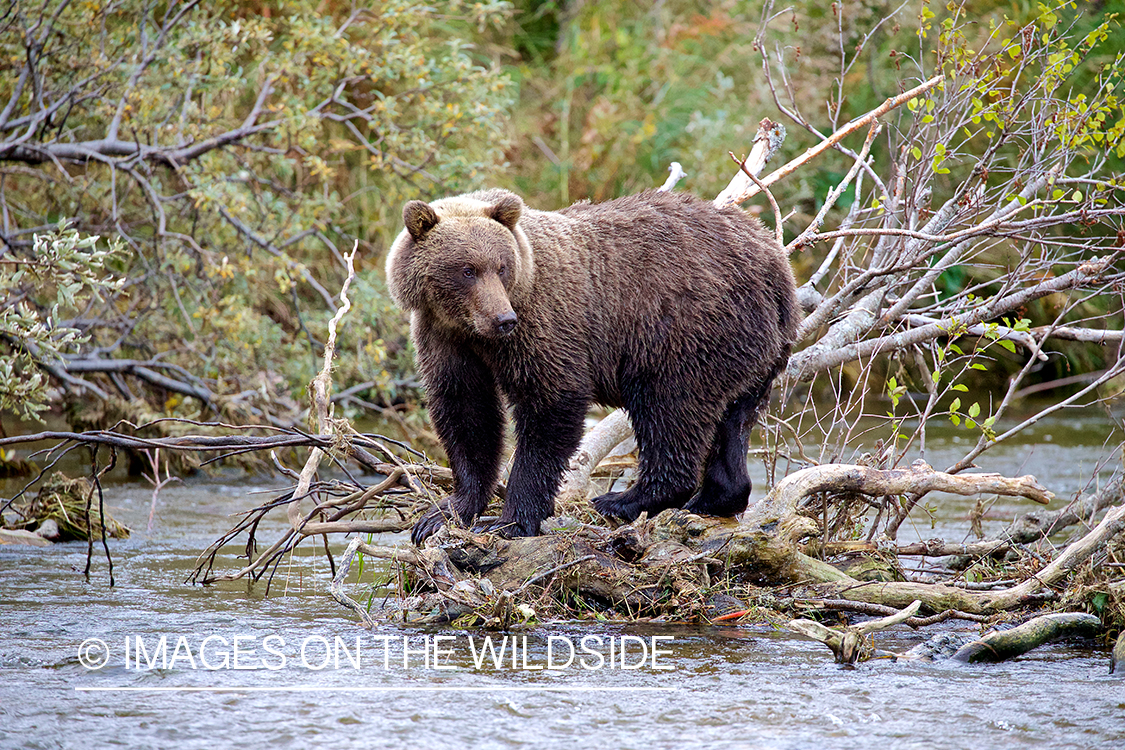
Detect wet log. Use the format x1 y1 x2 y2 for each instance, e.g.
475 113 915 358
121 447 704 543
950 613 1101 663
810 501 1125 614
807 579 999 615
823 539 1010 558
0 528 52 546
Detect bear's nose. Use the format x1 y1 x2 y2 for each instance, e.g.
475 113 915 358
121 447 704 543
496 311 517 336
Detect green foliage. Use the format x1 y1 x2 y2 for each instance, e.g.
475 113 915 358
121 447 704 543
2 0 1121 433
0 0 514 424
491 1 928 210
0 225 124 421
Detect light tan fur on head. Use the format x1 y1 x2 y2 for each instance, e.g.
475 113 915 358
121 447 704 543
385 189 535 337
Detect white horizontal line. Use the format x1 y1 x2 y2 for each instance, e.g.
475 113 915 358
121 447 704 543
75 686 676 693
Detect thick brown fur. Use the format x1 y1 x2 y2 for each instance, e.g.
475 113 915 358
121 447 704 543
385 189 798 544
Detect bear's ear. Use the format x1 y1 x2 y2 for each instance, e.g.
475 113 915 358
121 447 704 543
489 194 522 231
403 200 439 240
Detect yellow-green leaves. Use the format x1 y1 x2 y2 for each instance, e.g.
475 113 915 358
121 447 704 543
932 142 950 174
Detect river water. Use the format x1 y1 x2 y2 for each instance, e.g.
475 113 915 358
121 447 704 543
1 408 1123 749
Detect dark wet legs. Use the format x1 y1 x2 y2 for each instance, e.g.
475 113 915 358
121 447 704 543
685 390 766 517
592 396 714 522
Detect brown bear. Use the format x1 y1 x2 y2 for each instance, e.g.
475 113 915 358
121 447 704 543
385 188 797 544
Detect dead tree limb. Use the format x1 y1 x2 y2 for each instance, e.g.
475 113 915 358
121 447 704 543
744 460 1053 528
732 75 945 203
555 410 633 507
713 118 788 208
788 600 921 664
824 539 1011 558
287 244 357 532
991 474 1125 546
983 501 1125 610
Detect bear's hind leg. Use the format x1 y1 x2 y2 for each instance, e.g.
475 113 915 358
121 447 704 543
687 353 787 517
684 389 766 517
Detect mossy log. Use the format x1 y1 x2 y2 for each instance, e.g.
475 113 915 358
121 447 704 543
792 609 1101 665
949 613 1101 663
2 472 130 541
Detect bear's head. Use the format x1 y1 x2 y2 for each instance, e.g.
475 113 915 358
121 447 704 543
385 190 534 339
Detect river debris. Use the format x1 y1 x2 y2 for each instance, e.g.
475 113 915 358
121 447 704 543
1 472 129 542
321 459 1119 620
788 600 922 665
789 605 1100 666
302 448 1124 676
944 612 1102 663
5 413 1122 672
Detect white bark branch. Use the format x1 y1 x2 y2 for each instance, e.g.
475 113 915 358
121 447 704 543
744 460 1053 529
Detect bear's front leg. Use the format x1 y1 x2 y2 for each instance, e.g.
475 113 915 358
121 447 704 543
411 339 505 545
477 393 587 538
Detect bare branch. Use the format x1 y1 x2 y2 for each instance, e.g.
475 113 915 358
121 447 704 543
745 460 1053 528
738 75 944 203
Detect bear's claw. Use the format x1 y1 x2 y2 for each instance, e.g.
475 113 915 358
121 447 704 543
411 502 463 545
472 516 540 538
592 491 644 522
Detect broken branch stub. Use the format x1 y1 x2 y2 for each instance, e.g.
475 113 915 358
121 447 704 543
713 118 788 209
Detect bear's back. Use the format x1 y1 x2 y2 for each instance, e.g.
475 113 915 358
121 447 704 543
505 190 797 408
544 190 796 344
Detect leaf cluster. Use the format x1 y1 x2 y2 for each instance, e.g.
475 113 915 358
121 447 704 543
0 0 515 426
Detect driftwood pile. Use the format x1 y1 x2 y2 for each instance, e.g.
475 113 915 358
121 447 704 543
321 445 1123 668
290 397 1125 667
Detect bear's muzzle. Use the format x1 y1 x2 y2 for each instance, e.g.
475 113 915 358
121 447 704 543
496 310 518 336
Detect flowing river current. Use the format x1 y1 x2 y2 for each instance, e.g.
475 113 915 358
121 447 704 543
2 408 1123 749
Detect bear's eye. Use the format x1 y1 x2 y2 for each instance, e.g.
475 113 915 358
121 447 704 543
462 267 476 280
498 265 507 277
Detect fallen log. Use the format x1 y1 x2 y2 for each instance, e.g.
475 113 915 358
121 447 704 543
793 610 1102 665
982 500 1125 611
823 539 1011 558
949 613 1101 663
